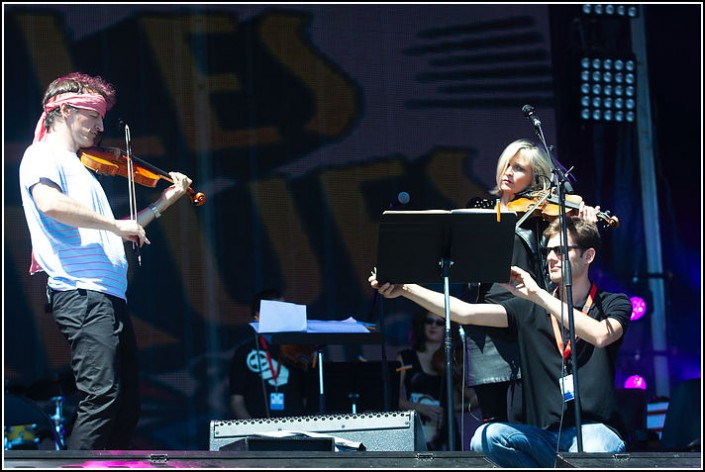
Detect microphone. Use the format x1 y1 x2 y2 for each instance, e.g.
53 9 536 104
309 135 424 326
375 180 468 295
522 104 541 128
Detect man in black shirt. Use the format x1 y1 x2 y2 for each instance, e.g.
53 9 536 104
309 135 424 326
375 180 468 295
370 216 630 467
228 289 307 419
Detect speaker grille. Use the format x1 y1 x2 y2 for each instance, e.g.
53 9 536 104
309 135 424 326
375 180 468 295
209 411 425 451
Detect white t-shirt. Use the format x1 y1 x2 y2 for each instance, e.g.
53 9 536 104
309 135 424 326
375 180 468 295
19 141 128 300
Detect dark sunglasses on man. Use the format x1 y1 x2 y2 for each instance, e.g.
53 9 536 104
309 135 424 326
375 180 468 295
540 245 582 257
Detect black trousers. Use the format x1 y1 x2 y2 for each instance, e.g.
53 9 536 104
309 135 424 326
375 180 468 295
51 288 140 450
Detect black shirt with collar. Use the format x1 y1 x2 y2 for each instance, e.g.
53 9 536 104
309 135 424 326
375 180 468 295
500 287 632 435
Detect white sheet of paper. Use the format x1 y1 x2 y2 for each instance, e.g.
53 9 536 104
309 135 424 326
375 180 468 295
257 300 307 333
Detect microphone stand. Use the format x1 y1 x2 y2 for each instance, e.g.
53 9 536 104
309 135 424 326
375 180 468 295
524 106 583 452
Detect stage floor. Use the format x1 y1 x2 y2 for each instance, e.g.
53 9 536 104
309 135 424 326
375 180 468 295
3 450 702 468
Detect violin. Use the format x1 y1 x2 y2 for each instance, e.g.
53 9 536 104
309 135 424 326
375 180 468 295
79 146 206 206
506 190 619 229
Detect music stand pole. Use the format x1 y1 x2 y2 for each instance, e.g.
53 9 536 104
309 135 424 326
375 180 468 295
366 290 391 411
378 297 391 411
441 257 456 451
317 348 325 415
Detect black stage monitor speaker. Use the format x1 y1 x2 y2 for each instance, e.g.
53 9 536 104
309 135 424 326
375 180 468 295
210 411 426 452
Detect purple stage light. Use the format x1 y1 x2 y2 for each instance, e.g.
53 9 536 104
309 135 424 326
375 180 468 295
624 374 647 389
630 296 647 320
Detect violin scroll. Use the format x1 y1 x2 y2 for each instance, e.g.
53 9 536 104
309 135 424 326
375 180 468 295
188 190 207 206
599 212 619 229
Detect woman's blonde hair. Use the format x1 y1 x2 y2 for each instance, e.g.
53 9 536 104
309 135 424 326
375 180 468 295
490 139 551 196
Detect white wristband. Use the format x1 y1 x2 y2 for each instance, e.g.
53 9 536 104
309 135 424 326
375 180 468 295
150 205 162 219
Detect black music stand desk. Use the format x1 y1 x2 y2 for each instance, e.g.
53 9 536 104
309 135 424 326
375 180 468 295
264 331 385 415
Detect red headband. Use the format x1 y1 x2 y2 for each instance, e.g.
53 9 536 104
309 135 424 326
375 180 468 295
33 92 108 143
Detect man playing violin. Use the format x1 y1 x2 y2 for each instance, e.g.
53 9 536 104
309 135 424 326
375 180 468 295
18 72 193 450
370 216 631 467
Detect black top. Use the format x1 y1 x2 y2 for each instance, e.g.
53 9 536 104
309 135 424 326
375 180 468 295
228 324 306 419
500 288 631 435
399 348 450 450
400 349 445 406
465 212 549 387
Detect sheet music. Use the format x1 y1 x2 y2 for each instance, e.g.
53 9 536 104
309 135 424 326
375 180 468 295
306 317 371 333
251 316 371 334
257 300 307 333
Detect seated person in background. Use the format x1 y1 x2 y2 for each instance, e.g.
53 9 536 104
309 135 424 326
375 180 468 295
228 289 309 419
397 309 477 450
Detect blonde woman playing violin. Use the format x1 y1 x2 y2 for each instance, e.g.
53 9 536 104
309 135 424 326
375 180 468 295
464 139 599 426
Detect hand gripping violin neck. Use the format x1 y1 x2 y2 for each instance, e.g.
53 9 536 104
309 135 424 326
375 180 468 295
79 146 206 206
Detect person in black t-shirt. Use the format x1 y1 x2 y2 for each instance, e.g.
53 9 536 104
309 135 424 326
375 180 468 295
370 217 630 467
228 289 308 419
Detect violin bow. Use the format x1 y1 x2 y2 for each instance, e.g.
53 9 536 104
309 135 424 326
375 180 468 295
124 124 141 266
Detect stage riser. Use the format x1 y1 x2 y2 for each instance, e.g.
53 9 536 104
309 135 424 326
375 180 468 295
4 451 701 468
556 452 701 468
3 451 499 468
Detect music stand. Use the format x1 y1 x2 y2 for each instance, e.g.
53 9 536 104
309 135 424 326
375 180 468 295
376 209 517 450
267 332 385 415
305 361 401 415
